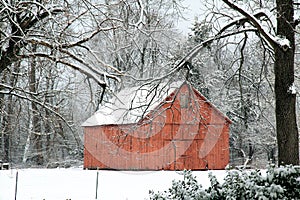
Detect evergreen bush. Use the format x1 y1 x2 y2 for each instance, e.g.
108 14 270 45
149 165 300 200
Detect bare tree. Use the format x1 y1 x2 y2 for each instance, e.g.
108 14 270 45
0 0 122 84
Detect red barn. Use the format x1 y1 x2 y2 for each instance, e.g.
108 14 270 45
83 81 231 170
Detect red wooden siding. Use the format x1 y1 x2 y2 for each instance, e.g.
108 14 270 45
83 83 231 170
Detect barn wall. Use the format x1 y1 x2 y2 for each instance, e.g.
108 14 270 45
84 83 230 170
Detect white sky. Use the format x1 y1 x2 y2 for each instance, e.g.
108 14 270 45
177 0 204 35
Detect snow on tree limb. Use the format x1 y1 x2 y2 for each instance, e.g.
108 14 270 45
0 0 125 89
217 11 274 37
19 51 114 87
172 0 293 74
221 0 290 51
171 28 257 74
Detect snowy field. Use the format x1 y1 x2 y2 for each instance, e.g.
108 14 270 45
0 168 226 200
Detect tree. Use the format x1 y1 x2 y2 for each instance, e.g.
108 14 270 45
223 0 298 165
176 0 298 164
0 0 121 84
273 0 298 165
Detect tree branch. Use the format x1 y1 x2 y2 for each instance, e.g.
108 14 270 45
221 0 278 49
19 52 109 87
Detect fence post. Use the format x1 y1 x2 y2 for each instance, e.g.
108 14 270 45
95 169 99 199
15 171 18 200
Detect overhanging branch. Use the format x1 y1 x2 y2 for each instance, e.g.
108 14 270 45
19 52 109 87
221 0 277 48
173 28 258 72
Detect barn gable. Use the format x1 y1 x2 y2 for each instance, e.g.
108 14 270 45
83 81 231 170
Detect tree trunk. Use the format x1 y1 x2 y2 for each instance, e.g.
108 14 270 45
275 0 299 165
23 111 33 163
1 71 14 163
3 93 13 163
0 75 6 161
29 46 44 165
45 69 54 164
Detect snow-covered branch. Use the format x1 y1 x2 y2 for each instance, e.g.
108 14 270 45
171 28 258 74
221 0 290 51
19 51 110 87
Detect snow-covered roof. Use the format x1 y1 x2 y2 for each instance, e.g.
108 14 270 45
82 81 183 126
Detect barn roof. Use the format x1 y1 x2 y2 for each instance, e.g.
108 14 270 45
82 81 183 126
82 81 231 126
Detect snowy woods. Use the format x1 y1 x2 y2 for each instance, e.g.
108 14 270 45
0 0 299 168
0 0 184 167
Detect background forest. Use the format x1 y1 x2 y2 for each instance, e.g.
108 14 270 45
0 0 299 168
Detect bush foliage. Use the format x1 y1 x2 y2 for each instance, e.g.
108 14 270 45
149 165 300 200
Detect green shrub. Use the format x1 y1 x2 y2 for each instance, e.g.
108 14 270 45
149 165 300 200
149 171 209 200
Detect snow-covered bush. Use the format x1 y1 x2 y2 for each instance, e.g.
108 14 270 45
149 165 300 200
149 170 209 200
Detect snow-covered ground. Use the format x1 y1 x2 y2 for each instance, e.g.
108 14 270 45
0 168 226 200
